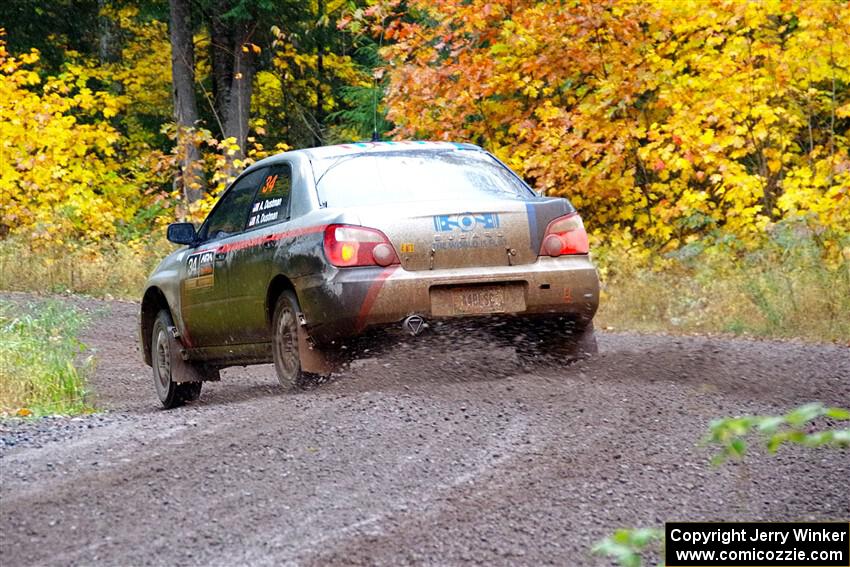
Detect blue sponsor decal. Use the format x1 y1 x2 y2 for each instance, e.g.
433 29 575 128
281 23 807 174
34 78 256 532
434 213 500 232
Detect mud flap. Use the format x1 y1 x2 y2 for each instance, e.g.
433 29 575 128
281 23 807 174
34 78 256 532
168 326 220 383
296 324 336 376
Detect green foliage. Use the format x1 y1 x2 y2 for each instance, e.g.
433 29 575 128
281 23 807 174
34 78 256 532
706 403 850 465
591 528 664 567
326 42 394 141
263 3 382 148
2 0 101 69
0 300 95 416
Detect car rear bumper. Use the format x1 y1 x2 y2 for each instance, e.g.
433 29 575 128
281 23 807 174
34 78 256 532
296 255 599 344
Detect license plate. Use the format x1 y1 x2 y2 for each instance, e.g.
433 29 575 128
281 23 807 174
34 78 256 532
452 286 505 314
430 283 526 317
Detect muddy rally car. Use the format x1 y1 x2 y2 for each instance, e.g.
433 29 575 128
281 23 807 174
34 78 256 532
140 141 600 407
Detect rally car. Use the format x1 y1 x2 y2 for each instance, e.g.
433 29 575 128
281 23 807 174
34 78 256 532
140 141 599 407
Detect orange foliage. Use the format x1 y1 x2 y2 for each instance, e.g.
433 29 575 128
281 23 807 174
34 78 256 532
380 0 850 257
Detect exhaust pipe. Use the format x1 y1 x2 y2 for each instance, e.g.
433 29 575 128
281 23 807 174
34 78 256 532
402 315 427 337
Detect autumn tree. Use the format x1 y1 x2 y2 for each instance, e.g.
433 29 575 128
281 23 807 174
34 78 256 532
379 0 850 258
0 34 134 241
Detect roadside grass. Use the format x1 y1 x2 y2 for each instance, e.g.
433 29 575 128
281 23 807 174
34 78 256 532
594 230 850 343
0 300 95 416
0 237 169 299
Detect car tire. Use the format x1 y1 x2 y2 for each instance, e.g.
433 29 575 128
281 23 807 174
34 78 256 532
151 309 204 409
272 291 306 389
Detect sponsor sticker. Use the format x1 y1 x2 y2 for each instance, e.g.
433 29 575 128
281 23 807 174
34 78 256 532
432 233 506 250
433 213 500 232
186 250 215 290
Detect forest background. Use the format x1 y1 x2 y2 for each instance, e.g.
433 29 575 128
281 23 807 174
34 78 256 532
1 0 848 341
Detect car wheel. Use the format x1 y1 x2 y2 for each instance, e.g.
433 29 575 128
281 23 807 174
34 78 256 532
151 309 204 408
272 291 305 389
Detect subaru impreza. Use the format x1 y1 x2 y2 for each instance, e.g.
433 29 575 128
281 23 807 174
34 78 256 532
140 141 599 407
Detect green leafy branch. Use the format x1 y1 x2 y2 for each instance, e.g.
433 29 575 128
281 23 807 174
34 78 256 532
591 528 664 567
705 402 850 465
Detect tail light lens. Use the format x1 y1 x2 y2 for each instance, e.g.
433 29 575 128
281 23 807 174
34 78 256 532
323 224 400 267
540 212 589 257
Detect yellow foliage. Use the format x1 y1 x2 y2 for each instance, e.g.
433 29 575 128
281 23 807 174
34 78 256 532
0 35 135 243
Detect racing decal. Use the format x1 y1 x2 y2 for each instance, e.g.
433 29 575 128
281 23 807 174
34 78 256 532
185 250 215 290
433 212 500 232
526 200 571 252
260 174 279 195
432 233 506 250
212 225 328 254
355 266 398 331
247 196 283 227
248 173 289 228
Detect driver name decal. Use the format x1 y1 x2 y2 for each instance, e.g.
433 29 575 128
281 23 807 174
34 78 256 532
248 197 282 227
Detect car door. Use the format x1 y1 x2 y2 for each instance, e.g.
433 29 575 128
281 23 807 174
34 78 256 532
180 168 265 347
224 162 295 344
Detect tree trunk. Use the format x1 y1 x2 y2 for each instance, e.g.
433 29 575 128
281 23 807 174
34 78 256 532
209 0 234 135
222 21 256 168
169 0 205 204
97 0 119 64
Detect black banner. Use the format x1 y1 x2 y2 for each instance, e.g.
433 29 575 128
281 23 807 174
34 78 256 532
665 522 850 567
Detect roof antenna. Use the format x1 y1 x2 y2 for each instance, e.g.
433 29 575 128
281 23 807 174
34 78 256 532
371 18 386 143
370 63 380 142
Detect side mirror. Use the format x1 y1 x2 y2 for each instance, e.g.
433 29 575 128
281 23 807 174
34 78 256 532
167 222 196 245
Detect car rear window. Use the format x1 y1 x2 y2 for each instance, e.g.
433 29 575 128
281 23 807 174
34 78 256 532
313 150 535 208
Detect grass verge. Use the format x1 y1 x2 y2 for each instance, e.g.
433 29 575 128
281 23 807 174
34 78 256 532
0 237 169 299
0 299 95 416
594 228 850 343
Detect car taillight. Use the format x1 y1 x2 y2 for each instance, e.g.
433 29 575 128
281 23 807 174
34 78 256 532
323 224 400 267
540 212 589 256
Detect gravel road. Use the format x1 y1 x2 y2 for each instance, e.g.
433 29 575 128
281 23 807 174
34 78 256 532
1 294 848 566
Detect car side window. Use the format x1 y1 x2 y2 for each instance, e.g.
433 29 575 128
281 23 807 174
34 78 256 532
247 164 292 230
199 169 266 242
